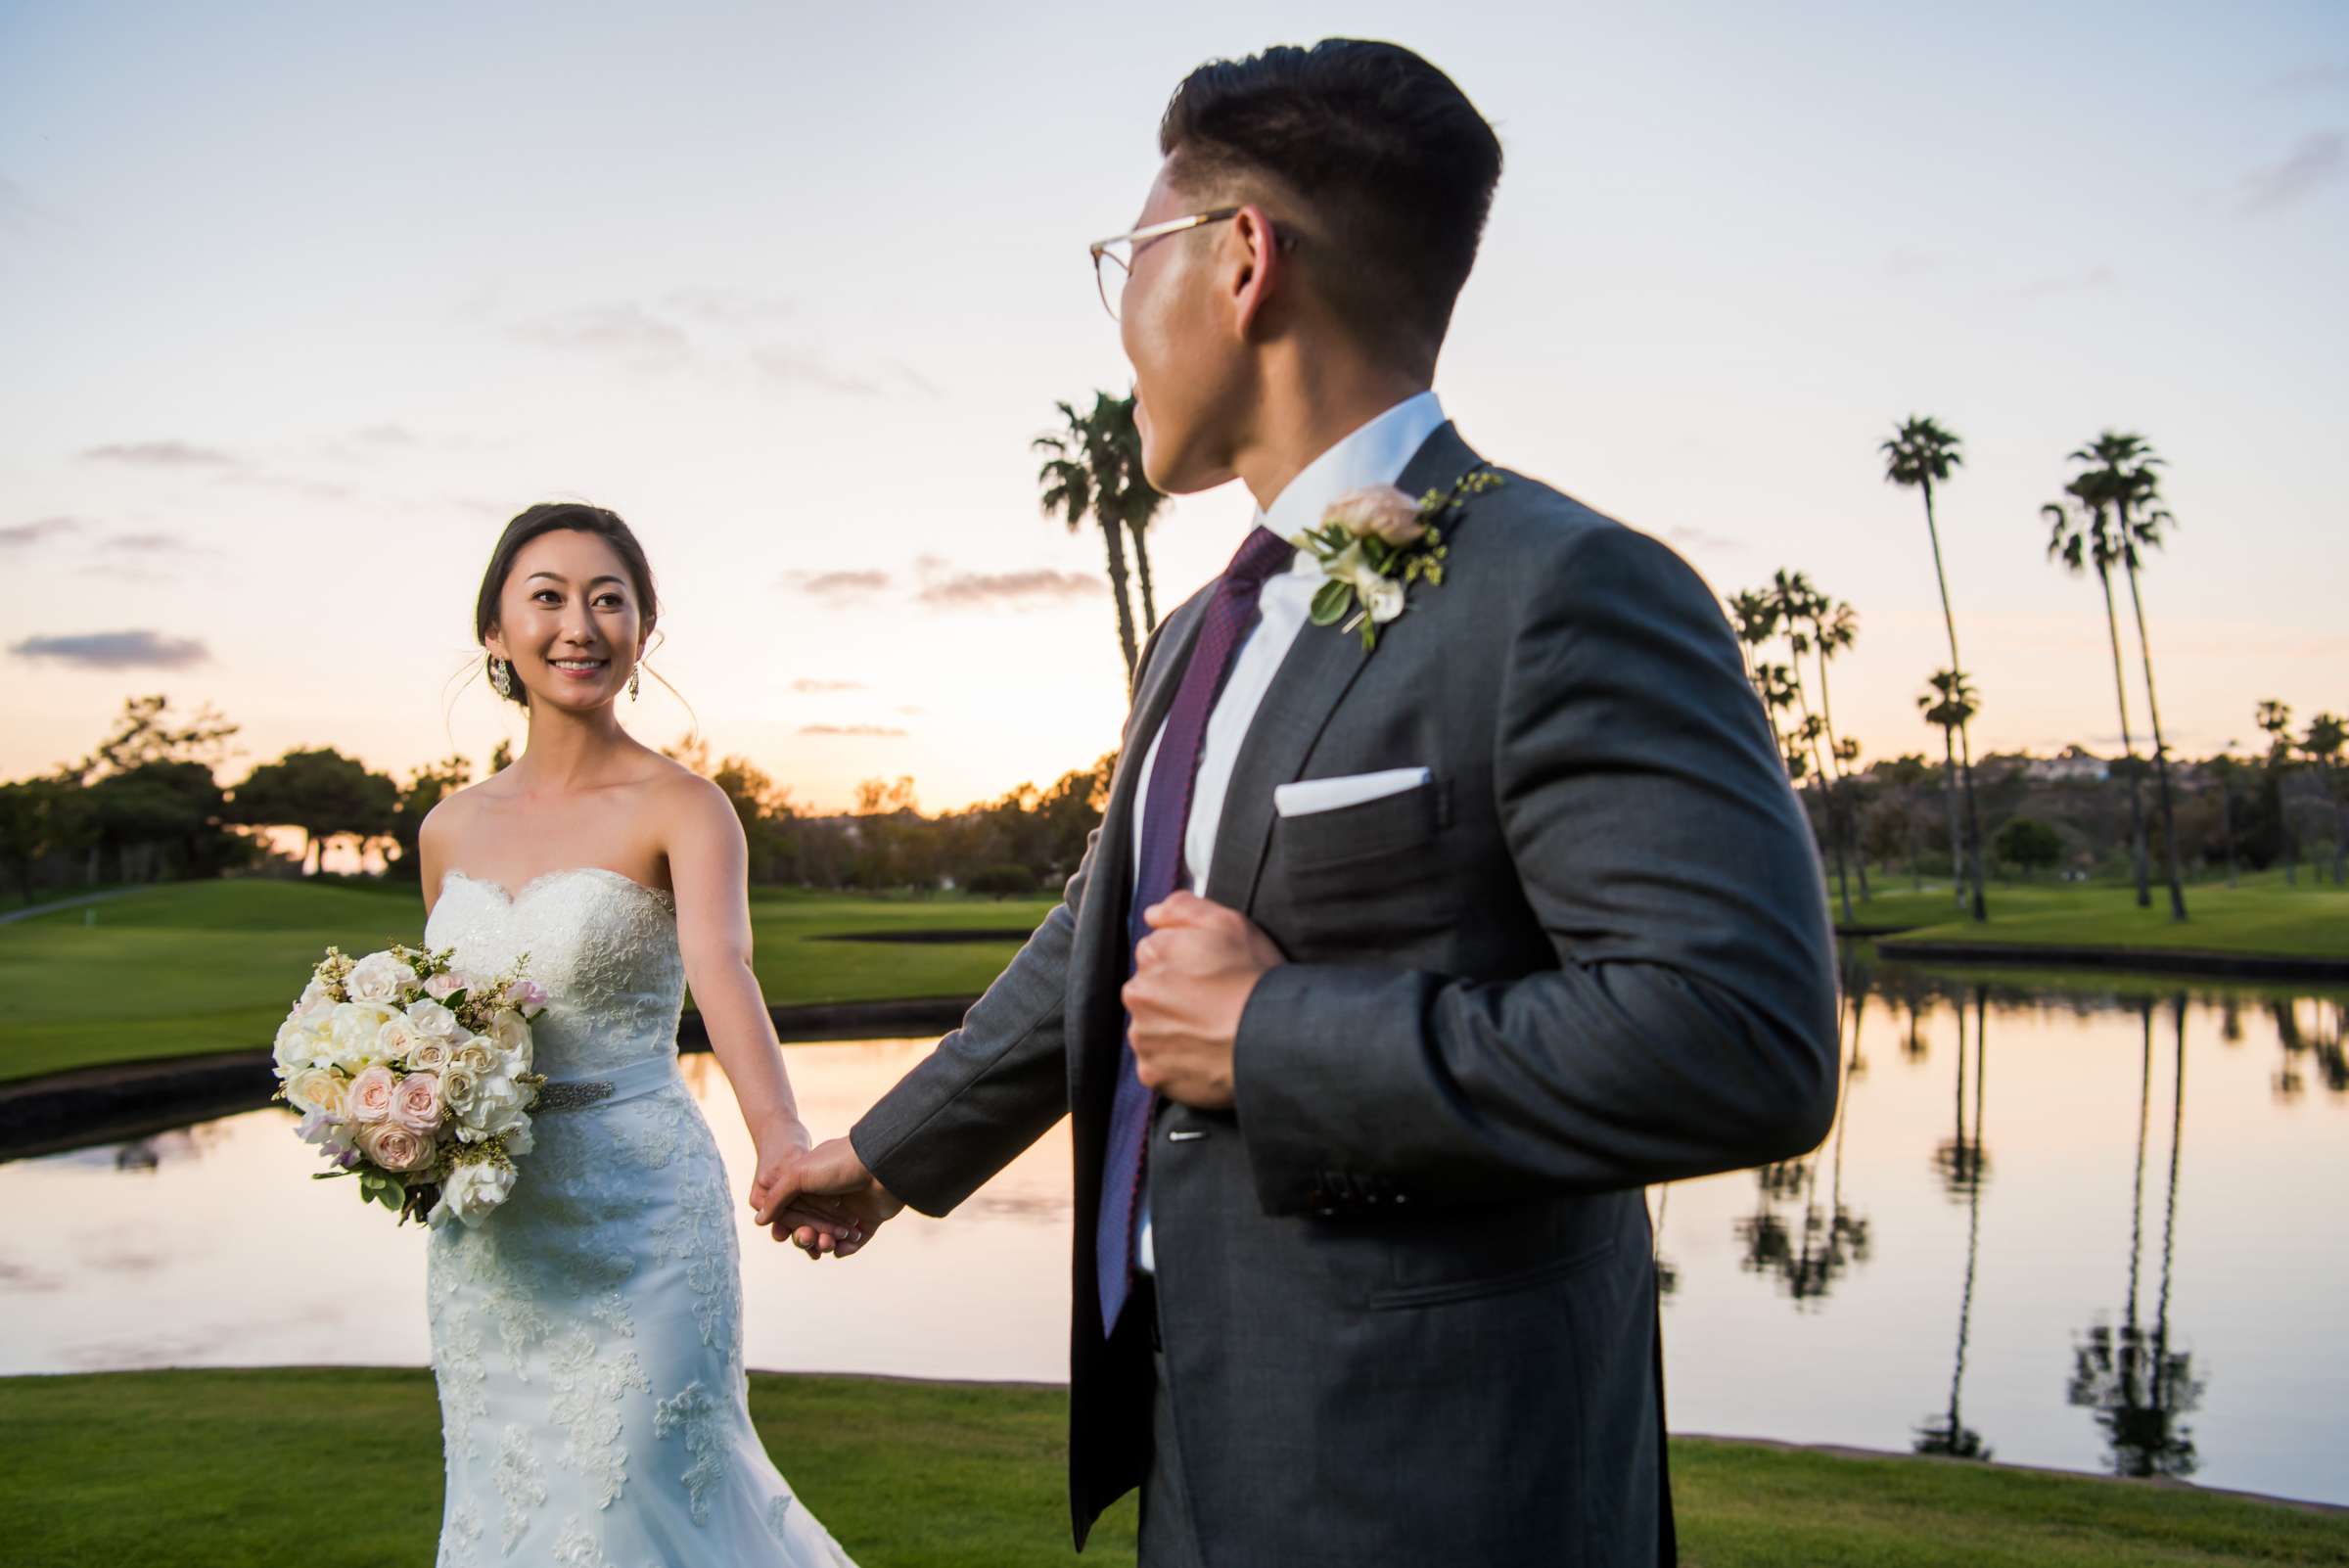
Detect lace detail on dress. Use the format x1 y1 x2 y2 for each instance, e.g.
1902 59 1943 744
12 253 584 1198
429 868 685 1079
654 1379 727 1525
438 1500 484 1568
548 1325 652 1508
495 1425 547 1555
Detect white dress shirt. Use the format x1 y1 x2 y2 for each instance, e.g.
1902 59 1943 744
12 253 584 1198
1130 389 1448 1273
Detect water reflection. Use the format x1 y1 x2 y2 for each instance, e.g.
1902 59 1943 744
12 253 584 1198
1915 985 1990 1459
6 970 2348 1505
1729 979 1871 1307
2067 996 2205 1479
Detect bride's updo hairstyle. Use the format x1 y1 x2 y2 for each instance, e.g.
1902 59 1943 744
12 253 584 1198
476 503 661 710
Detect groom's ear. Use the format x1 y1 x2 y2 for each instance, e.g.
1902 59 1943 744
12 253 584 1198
1223 202 1287 342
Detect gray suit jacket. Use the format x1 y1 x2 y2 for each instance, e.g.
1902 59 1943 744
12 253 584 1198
851 424 1840 1567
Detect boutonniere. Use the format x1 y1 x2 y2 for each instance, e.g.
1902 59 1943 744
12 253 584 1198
1289 467 1504 650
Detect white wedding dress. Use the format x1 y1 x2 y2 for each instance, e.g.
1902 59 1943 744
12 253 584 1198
424 866 856 1568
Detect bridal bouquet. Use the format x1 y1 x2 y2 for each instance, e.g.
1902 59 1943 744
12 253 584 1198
270 944 550 1228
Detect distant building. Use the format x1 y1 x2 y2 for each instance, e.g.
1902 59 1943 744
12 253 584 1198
2023 746 2109 784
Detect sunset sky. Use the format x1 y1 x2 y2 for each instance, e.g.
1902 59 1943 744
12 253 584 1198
5 3 2343 812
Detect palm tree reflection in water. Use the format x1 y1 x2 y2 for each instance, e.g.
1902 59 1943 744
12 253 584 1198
1916 985 1992 1458
1732 966 1873 1305
2067 995 2204 1478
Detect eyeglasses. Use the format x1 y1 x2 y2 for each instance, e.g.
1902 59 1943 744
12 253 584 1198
1087 207 1242 322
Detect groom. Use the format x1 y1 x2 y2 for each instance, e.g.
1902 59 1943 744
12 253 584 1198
757 39 1840 1567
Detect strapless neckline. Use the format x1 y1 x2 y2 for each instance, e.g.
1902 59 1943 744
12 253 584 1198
441 865 675 916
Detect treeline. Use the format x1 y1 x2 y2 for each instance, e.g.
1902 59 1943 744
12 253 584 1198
0 695 1110 903
1800 736 2345 896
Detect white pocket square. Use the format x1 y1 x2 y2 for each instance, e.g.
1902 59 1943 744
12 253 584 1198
1272 766 1433 818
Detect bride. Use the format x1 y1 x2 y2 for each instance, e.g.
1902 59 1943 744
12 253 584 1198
418 502 860 1566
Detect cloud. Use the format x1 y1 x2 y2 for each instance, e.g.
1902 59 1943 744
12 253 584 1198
2018 265 2117 299
10 629 210 670
663 287 797 325
1884 247 1942 278
98 530 207 556
751 345 884 396
81 439 237 468
0 516 81 548
791 677 865 693
512 303 692 370
915 567 1103 608
2268 66 2349 93
799 722 908 738
2235 131 2344 214
218 470 354 501
1667 525 1742 553
783 569 894 601
352 423 419 446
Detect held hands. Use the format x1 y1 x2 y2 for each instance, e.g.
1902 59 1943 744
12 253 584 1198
1122 890 1286 1111
749 1134 904 1261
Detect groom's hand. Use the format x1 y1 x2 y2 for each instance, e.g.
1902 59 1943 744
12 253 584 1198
751 1135 904 1260
1124 891 1286 1111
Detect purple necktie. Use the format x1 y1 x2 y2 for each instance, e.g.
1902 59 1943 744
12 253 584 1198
1096 523 1297 1333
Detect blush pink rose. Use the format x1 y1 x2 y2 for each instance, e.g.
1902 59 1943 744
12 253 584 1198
392 1071 444 1133
346 1064 398 1126
1324 484 1426 547
356 1121 434 1173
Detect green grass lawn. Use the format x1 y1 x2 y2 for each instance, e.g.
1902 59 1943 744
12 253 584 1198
1868 870 2349 960
0 879 1054 1083
1 1369 2341 1568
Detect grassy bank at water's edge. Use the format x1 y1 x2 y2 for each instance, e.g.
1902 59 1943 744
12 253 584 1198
1 1369 2343 1568
0 879 1054 1082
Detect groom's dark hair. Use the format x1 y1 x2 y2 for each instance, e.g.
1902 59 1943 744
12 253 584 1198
1160 40 1502 370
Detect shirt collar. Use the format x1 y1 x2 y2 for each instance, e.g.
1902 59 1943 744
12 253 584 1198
1256 391 1449 573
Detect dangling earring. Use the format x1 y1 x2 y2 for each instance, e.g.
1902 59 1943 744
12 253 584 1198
628 666 641 702
490 658 515 700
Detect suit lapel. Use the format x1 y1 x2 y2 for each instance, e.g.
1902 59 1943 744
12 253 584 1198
1067 596 1209 1103
1202 421 1484 917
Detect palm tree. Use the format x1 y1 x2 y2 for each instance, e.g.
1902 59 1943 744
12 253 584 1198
2303 713 2349 885
1919 670 1977 905
1808 595 1870 901
1087 393 1168 635
1882 417 1988 920
1036 394 1143 684
2257 700 2299 885
1726 589 1777 689
2070 433 2187 919
2045 477 2152 906
1766 571 1853 923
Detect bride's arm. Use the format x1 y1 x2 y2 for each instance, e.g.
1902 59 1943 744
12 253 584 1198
664 776 815 1168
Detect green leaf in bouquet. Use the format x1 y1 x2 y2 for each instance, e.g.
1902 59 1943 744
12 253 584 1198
1310 579 1354 626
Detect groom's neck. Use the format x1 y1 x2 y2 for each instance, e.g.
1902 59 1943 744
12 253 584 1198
1230 346 1431 515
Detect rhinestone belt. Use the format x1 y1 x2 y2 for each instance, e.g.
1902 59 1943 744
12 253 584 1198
531 1055 683 1114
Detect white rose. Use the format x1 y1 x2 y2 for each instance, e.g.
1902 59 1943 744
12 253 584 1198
452 1038 496 1077
376 1012 428 1064
273 1013 329 1075
433 1160 517 1226
460 1075 530 1140
1359 573 1406 624
343 951 410 1006
299 976 332 1008
440 1065 479 1114
404 998 465 1044
499 1121 534 1159
408 1038 452 1073
283 1065 348 1117
327 1002 400 1071
488 1010 532 1074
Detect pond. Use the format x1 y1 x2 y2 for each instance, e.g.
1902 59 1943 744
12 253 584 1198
2 965 2344 1506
